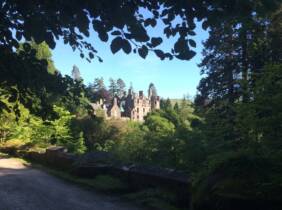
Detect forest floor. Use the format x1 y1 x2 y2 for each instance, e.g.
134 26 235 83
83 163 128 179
0 158 143 210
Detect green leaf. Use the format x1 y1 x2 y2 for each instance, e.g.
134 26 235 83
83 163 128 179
174 38 187 53
111 30 121 36
98 57 103 62
154 49 165 60
150 18 157 27
144 18 157 27
188 31 196 36
176 50 196 60
138 45 148 59
122 39 131 54
89 52 94 59
98 32 108 42
110 37 123 54
151 37 163 47
45 32 56 49
23 43 31 52
161 9 169 17
188 39 196 48
202 20 209 30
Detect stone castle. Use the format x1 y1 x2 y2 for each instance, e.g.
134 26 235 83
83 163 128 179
91 83 160 121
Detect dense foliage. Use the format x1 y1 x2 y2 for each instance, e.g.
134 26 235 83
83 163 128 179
191 4 282 207
1 0 280 62
0 41 89 153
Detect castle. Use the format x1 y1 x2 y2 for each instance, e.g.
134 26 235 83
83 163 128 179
91 83 160 121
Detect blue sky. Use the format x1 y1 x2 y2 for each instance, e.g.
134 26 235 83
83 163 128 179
52 22 208 99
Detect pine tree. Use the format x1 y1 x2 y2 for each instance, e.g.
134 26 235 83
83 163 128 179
108 78 118 98
116 78 126 98
196 7 281 144
164 98 172 110
93 77 105 92
173 102 180 113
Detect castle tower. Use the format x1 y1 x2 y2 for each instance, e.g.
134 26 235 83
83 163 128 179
148 83 157 98
108 96 121 118
148 83 159 110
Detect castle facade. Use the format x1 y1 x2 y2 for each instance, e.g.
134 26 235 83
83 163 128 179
91 83 160 122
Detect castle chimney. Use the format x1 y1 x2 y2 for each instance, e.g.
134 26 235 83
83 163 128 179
113 97 118 106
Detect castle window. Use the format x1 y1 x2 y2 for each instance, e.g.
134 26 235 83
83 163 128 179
137 108 139 113
143 108 145 112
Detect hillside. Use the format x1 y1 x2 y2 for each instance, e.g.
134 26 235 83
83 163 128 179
170 99 192 107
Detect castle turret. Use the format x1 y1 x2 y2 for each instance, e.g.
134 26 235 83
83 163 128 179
148 83 157 98
148 83 159 110
109 96 121 118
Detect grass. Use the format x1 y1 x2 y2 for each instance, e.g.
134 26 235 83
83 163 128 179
0 151 9 158
170 99 192 107
124 188 185 210
31 163 128 193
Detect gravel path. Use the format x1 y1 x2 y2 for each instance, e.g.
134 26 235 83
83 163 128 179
0 158 143 210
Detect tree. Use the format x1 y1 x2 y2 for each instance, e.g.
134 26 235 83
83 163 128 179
1 1 279 62
30 41 56 74
17 41 56 74
195 5 282 145
144 114 175 139
71 65 82 81
59 75 90 116
108 78 118 98
1 42 63 119
0 92 18 142
1 1 280 120
190 8 282 207
238 64 282 146
1 40 91 119
50 105 86 153
86 77 110 102
93 77 105 92
116 78 126 98
196 21 242 142
162 98 172 110
173 102 180 113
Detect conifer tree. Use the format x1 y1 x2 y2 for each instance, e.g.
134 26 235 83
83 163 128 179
108 78 118 98
116 78 126 98
173 102 180 113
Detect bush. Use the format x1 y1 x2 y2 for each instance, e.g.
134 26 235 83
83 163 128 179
0 101 86 154
193 149 282 209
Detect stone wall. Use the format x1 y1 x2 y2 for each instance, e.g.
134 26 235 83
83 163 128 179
25 147 77 171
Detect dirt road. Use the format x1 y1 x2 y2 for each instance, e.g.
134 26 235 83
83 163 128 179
0 158 142 210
